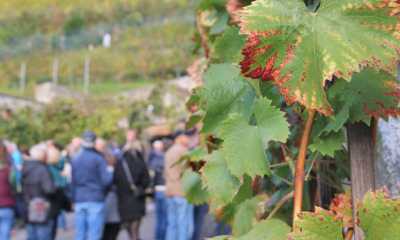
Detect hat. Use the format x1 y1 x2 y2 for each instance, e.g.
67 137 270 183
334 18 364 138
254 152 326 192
81 131 97 148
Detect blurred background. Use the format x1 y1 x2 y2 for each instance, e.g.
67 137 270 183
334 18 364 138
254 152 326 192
0 0 195 96
0 0 205 147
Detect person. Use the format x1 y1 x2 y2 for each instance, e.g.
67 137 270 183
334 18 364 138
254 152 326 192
71 131 114 240
96 138 121 240
148 140 167 240
5 141 26 224
0 141 15 240
46 141 70 239
123 129 144 158
114 140 150 240
22 143 56 240
164 131 194 240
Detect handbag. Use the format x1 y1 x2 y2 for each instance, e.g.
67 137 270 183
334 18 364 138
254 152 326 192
27 197 51 223
121 157 144 197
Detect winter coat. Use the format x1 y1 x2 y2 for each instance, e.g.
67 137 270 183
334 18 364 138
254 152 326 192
114 151 150 222
22 160 57 219
148 150 165 186
164 144 188 197
71 147 113 203
0 164 15 208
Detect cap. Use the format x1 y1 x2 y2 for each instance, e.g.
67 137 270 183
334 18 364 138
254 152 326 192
81 130 97 148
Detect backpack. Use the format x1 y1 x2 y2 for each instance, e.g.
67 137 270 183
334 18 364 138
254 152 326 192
27 197 51 223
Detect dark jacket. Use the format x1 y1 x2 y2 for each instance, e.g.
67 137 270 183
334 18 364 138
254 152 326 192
71 147 113 203
114 151 150 222
22 160 56 219
148 150 165 186
0 164 15 208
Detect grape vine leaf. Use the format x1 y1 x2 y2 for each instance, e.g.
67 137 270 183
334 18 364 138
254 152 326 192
309 130 345 157
359 190 400 240
221 113 269 177
214 26 247 62
182 170 210 205
289 207 343 240
329 193 353 228
209 219 290 240
240 0 400 115
203 151 241 205
232 197 260 236
220 98 289 177
201 64 256 133
236 219 290 240
209 175 254 223
254 97 290 143
328 68 400 124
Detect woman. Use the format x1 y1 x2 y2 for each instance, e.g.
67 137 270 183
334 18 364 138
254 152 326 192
114 149 150 240
22 143 56 240
0 140 16 240
96 138 121 240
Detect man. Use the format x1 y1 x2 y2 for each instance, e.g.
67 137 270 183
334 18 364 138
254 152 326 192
71 131 114 240
164 131 194 240
148 140 167 240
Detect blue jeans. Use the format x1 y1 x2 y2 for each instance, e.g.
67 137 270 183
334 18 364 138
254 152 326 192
75 202 105 240
155 191 167 240
27 220 54 240
0 208 14 240
166 197 193 240
192 204 208 240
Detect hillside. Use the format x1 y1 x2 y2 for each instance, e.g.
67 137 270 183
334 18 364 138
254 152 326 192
0 0 196 96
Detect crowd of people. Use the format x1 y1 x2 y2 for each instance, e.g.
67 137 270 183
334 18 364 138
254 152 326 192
0 125 224 240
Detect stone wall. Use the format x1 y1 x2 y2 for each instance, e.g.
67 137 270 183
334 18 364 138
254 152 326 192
0 93 42 110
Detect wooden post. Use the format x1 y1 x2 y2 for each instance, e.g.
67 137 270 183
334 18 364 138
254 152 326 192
52 58 59 85
347 122 376 240
19 62 27 94
83 56 90 94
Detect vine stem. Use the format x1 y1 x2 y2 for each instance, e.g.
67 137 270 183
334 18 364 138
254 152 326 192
345 229 354 240
267 191 294 220
292 109 316 229
196 13 210 58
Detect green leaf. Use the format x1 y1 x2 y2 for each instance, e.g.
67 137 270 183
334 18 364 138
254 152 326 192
329 68 400 123
232 197 261 236
321 101 351 134
240 0 400 115
289 208 343 240
208 219 290 240
359 191 400 240
210 12 229 35
182 170 209 205
254 97 290 144
203 151 241 205
220 114 269 177
214 26 247 62
211 175 254 224
202 64 256 133
185 148 208 162
220 97 289 177
197 0 227 10
309 130 345 157
236 219 290 240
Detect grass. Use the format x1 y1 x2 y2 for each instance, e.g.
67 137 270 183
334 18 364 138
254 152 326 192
0 79 154 99
82 79 152 96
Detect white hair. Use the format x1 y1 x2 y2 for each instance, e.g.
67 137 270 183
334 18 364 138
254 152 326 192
29 143 48 162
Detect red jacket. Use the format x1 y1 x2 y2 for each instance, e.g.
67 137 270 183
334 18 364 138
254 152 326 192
0 165 15 207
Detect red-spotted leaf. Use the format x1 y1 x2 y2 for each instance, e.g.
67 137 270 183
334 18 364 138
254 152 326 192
289 207 343 240
239 0 400 115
